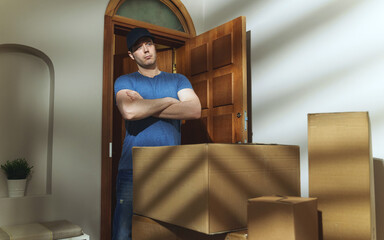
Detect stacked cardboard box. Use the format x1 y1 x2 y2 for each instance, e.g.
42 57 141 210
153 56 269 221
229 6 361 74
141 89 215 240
130 111 377 239
133 143 301 234
247 196 318 240
308 112 376 240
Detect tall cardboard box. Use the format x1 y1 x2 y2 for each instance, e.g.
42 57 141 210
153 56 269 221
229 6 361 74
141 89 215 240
247 196 318 240
132 215 228 240
133 143 300 234
308 112 376 240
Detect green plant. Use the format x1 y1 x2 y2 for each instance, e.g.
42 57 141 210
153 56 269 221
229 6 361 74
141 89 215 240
1 158 33 180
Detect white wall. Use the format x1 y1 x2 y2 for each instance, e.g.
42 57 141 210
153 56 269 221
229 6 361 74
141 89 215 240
0 0 107 238
185 0 384 198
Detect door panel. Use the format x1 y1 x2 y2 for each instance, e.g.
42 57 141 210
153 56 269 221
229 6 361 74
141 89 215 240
191 80 208 109
157 48 174 73
212 34 232 69
213 114 233 143
179 16 247 144
190 44 208 76
212 73 233 107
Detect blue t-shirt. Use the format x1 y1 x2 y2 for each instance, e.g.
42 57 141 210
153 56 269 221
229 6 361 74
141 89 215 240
114 71 193 170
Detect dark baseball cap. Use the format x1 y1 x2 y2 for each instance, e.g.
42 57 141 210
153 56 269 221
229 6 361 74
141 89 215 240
126 28 154 51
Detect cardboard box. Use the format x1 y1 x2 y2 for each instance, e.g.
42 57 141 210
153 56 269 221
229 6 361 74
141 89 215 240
374 157 384 240
308 112 376 240
247 196 318 240
133 143 300 234
132 214 232 240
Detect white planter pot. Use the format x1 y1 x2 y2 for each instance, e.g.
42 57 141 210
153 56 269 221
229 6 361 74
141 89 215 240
7 179 27 198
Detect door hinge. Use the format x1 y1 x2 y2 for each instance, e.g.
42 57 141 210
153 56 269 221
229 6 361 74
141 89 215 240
109 142 112 158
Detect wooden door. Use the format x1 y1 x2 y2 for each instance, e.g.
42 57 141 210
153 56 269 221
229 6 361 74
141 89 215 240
179 16 248 144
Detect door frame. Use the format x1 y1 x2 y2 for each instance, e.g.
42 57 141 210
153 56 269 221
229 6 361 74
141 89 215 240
101 1 196 239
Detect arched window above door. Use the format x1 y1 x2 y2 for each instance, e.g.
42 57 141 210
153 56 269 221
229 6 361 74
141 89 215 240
106 0 195 36
116 0 185 32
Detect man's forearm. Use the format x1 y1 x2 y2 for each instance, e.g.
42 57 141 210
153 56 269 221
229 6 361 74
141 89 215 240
119 97 178 120
116 88 201 121
153 99 201 120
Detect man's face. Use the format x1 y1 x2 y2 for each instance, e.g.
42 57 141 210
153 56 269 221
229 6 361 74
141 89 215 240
129 37 157 69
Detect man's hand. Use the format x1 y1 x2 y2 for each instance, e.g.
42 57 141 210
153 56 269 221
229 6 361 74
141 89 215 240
125 90 143 101
153 88 201 120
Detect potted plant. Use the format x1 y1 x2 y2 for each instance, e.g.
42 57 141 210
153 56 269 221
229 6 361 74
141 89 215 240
1 158 33 197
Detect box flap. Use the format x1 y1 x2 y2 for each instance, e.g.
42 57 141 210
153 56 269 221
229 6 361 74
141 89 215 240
249 196 316 205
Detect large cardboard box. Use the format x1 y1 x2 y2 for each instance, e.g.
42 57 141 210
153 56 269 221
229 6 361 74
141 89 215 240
247 196 318 240
132 214 234 240
133 143 300 234
308 112 376 240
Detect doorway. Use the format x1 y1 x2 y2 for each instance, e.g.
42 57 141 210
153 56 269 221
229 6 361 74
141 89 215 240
101 1 196 239
101 1 249 239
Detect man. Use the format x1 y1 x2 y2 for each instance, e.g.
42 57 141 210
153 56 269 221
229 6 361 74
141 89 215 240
113 28 201 240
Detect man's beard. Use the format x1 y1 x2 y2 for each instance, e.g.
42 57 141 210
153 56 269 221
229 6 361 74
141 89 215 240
137 58 157 69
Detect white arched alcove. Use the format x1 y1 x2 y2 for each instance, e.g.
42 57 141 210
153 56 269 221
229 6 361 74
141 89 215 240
0 44 54 197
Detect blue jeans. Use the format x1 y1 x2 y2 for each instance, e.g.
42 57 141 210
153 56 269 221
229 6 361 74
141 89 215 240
112 170 133 240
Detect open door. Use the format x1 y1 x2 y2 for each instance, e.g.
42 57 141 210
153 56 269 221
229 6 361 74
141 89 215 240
179 16 248 144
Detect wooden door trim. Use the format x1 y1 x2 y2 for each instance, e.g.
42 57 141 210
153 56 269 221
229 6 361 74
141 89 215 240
101 14 114 240
101 1 196 240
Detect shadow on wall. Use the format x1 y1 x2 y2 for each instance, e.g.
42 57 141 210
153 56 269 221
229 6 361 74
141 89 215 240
249 0 375 118
251 0 365 63
374 158 384 240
